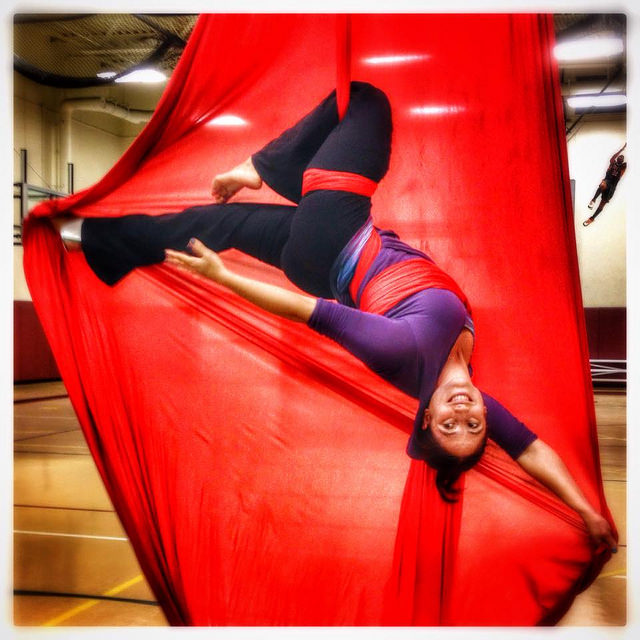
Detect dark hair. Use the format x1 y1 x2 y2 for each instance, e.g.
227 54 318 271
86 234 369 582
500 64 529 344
420 427 488 503
616 155 625 164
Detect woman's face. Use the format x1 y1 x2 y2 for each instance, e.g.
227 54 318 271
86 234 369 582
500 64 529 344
423 378 487 458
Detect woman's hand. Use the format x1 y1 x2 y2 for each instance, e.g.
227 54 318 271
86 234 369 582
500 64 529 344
165 238 228 283
166 237 316 323
517 439 618 554
581 509 618 553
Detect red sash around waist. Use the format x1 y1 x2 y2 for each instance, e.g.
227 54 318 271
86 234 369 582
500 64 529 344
349 231 471 316
301 168 378 198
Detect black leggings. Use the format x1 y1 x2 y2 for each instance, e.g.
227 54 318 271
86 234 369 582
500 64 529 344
81 82 392 297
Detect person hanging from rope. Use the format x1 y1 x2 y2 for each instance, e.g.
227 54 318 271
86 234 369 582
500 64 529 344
583 143 626 227
52 82 616 552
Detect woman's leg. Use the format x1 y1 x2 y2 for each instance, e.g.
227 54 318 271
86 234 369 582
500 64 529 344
211 88 345 205
78 202 295 286
279 82 392 297
251 82 391 204
205 81 392 298
60 88 348 283
64 82 391 295
249 90 342 204
589 180 607 208
591 195 610 219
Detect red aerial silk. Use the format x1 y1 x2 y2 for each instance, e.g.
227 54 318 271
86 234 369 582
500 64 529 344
23 14 615 626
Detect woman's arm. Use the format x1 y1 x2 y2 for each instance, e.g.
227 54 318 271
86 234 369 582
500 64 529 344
610 142 627 162
516 439 617 552
167 239 421 394
165 238 316 323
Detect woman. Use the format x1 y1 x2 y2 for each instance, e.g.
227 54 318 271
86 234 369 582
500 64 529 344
54 82 616 550
583 143 627 226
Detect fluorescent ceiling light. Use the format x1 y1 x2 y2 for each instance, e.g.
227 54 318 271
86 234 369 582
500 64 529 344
567 93 627 109
363 54 429 65
206 115 248 127
554 36 623 62
411 105 465 116
115 68 167 84
97 71 117 79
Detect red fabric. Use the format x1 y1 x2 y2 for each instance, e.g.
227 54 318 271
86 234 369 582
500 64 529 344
301 168 378 197
382 461 464 624
23 14 615 626
355 255 471 316
336 15 351 120
349 225 382 302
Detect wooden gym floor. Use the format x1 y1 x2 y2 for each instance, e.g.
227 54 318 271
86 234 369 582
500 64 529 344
12 381 627 627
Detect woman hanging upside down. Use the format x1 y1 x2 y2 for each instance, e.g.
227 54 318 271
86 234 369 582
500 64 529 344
53 82 616 551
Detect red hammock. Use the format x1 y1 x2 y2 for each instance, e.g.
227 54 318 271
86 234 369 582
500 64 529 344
23 14 615 626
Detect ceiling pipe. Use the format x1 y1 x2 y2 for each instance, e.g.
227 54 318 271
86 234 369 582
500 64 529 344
61 96 153 124
60 97 153 169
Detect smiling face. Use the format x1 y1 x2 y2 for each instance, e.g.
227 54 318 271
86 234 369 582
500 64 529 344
423 378 488 458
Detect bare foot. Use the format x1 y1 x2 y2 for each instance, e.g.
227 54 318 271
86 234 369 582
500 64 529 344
211 157 262 203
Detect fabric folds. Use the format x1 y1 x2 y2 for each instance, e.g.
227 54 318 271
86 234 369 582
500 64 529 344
23 13 615 626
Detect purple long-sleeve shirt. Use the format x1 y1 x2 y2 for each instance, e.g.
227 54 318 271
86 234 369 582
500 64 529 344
308 230 537 460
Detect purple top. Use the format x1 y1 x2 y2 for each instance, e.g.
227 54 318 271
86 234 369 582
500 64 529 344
309 229 537 460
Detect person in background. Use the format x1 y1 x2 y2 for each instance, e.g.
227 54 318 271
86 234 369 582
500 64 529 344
583 143 626 227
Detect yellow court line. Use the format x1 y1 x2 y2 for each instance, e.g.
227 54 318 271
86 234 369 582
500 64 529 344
42 574 144 627
39 567 625 625
598 568 627 579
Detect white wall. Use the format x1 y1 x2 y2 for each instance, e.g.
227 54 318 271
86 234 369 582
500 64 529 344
14 75 59 301
568 118 627 308
13 73 159 300
66 112 139 189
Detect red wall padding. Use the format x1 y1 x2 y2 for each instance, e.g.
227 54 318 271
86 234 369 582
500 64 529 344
14 301 60 382
584 307 626 360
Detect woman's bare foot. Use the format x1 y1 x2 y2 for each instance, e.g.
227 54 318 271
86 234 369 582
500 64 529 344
210 157 262 203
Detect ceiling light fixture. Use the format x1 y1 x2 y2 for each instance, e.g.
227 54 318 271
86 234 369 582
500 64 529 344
554 36 623 62
114 68 167 84
566 93 627 110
